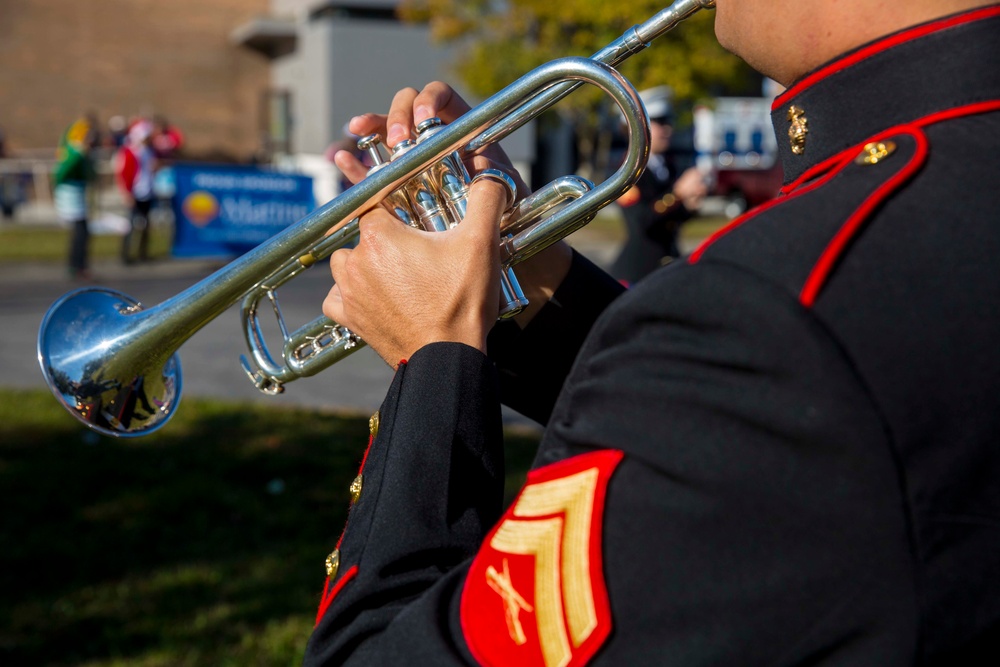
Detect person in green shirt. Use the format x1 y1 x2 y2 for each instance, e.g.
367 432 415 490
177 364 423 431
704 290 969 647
53 113 98 280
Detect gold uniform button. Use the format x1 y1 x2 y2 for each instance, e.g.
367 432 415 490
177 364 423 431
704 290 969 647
369 411 380 437
787 105 809 155
857 140 897 165
325 548 340 578
349 474 363 504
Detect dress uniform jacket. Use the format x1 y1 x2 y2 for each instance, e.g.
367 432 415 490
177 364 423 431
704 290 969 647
305 6 1000 665
609 151 693 283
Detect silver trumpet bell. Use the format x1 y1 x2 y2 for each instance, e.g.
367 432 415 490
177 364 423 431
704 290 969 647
37 0 716 437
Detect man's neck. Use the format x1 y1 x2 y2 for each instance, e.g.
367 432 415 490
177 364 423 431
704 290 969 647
770 0 997 85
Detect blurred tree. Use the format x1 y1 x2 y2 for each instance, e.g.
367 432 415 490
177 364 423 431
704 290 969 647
398 0 754 177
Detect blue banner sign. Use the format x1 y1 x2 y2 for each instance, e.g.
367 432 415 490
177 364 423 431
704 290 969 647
171 164 315 257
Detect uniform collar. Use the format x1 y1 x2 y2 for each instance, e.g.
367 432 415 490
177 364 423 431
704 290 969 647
770 4 1000 184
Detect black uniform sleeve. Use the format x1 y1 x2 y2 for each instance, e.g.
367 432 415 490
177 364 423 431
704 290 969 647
304 342 504 666
487 249 625 425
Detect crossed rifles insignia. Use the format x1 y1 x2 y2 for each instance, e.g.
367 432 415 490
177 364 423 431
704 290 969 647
461 450 624 667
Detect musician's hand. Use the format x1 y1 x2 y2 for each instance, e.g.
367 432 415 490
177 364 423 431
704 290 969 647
674 167 709 211
331 81 573 331
323 176 506 368
333 82 529 197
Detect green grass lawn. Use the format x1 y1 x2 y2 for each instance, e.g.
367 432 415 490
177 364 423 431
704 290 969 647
0 388 540 665
0 224 173 263
0 212 727 265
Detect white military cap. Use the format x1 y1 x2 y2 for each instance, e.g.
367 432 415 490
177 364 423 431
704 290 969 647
639 85 674 122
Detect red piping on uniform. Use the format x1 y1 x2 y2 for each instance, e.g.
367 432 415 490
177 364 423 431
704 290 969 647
315 565 359 626
334 425 379 551
319 360 402 623
798 100 999 304
774 5 1000 109
694 99 998 274
779 100 1000 194
689 157 850 264
358 433 375 476
781 150 855 195
914 99 1000 127
799 126 929 306
334 527 348 551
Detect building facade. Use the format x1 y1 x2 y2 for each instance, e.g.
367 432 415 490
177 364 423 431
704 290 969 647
0 0 534 206
0 0 271 160
235 0 534 201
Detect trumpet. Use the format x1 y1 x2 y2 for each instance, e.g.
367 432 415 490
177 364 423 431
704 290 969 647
37 0 716 438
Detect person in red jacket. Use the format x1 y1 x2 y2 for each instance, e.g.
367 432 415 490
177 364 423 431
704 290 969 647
115 120 158 264
151 115 183 160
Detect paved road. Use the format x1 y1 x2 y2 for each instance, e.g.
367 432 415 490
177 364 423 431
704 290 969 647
0 229 623 429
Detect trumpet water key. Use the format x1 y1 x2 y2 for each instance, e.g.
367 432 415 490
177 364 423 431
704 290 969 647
37 0 716 437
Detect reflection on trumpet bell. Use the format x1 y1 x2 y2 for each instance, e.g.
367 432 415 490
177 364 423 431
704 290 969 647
37 288 182 436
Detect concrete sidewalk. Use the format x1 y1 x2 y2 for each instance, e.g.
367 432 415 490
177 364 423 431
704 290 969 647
2 224 625 431
0 221 625 285
0 254 227 285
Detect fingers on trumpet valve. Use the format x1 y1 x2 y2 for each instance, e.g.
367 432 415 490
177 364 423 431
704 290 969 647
356 122 469 232
471 168 518 211
355 132 420 229
385 86 422 146
469 168 527 318
357 132 389 166
354 122 528 318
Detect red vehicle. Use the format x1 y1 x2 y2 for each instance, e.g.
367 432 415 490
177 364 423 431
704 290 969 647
694 97 783 217
713 161 784 218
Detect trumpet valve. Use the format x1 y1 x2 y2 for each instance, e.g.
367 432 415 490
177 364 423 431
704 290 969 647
410 188 451 232
390 139 453 232
357 133 388 166
415 117 444 136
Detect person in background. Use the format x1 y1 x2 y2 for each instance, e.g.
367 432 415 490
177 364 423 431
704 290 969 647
609 86 708 285
0 124 13 220
107 115 128 149
151 115 183 160
115 120 158 264
53 114 98 280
